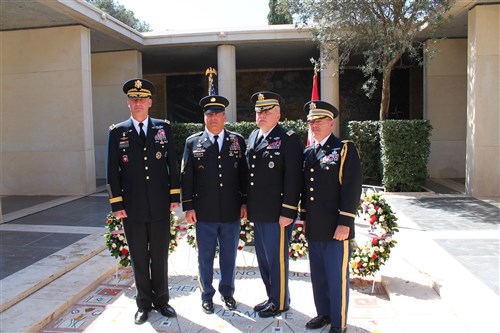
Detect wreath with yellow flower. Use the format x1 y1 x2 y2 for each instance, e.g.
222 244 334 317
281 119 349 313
289 221 308 261
350 189 399 277
186 218 254 252
104 211 180 267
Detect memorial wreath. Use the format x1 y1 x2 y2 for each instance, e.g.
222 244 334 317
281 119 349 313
350 189 399 277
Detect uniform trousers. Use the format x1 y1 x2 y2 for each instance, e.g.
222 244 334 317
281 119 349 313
123 218 170 309
254 221 293 310
309 240 351 329
196 220 240 301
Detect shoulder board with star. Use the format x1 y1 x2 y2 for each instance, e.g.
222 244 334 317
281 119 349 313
341 140 353 144
227 130 243 139
286 130 295 136
187 131 203 140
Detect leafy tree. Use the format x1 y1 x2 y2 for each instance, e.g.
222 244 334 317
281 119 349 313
86 0 151 32
268 0 293 24
288 0 454 119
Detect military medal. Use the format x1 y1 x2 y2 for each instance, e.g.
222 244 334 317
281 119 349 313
156 152 162 159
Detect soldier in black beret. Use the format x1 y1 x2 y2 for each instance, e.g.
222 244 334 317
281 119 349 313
107 78 180 325
181 94 247 314
300 100 362 333
246 91 303 317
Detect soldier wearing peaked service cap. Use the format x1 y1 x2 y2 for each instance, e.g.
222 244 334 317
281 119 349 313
246 91 303 318
300 100 362 333
181 91 247 315
106 78 180 325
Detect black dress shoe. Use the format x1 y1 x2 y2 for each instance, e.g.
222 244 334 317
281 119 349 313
154 304 177 317
258 303 288 318
202 300 214 314
328 327 346 333
306 315 331 329
221 296 237 310
253 299 269 312
134 308 150 325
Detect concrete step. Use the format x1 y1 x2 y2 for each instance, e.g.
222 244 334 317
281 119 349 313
0 249 117 333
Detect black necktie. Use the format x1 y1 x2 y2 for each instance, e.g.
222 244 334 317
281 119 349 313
213 135 219 153
315 143 322 154
255 134 264 148
139 122 146 144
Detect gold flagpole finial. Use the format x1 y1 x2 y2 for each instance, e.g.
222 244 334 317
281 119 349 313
205 67 217 95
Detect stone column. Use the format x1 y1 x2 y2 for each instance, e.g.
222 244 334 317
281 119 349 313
217 45 237 122
320 46 340 135
467 5 500 197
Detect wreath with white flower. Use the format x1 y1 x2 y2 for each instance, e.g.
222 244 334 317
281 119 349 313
186 218 254 252
350 189 399 277
104 211 180 267
289 221 308 261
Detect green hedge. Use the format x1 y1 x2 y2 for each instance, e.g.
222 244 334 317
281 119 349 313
347 120 432 192
347 121 381 185
380 120 432 192
170 120 309 167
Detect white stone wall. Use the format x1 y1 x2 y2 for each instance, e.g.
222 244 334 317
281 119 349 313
0 26 96 195
425 38 468 179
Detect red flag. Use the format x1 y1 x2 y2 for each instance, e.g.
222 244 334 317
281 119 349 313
311 71 319 100
307 71 319 146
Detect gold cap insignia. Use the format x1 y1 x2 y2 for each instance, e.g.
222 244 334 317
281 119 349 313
134 80 142 89
258 93 264 101
309 102 317 110
210 97 216 102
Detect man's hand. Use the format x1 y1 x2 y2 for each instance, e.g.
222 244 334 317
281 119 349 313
185 209 197 225
170 202 180 211
240 204 248 220
279 216 294 227
113 210 127 219
333 225 350 241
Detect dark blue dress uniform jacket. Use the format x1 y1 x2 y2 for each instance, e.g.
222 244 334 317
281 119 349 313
300 135 362 240
246 125 303 222
181 130 247 222
106 118 180 221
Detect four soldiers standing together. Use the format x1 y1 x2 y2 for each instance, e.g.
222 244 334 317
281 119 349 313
107 77 362 333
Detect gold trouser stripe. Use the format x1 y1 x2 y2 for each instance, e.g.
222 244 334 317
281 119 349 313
339 143 348 185
341 240 349 329
182 199 192 203
282 203 297 210
109 196 123 204
279 226 285 310
339 211 356 218
170 188 181 194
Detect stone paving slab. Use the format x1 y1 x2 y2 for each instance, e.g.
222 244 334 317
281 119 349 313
38 242 397 333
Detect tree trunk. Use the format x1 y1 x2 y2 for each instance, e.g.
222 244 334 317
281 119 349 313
379 70 391 120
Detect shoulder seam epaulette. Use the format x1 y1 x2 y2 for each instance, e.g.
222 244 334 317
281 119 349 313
286 130 295 136
164 119 170 124
341 140 352 143
109 124 116 130
187 131 203 139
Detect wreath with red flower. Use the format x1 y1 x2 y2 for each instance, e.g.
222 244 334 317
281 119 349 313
350 189 399 277
104 211 180 267
289 221 308 261
186 218 254 252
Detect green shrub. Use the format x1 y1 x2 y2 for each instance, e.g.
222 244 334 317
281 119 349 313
380 120 432 192
347 121 381 185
